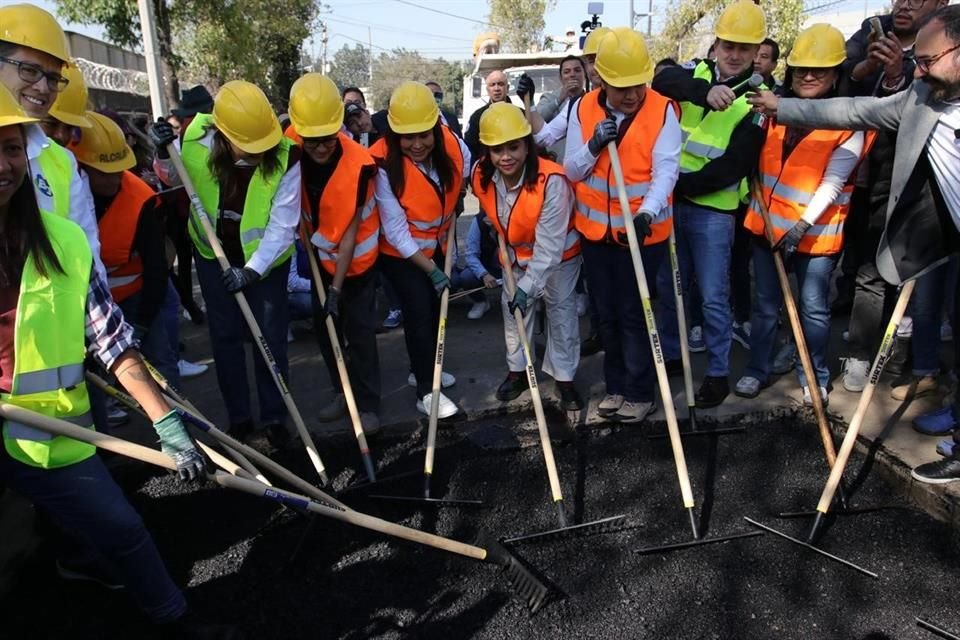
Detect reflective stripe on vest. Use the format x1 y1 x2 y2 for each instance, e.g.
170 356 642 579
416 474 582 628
371 126 464 259
35 142 72 219
98 171 154 302
181 114 294 275
573 88 673 246
678 62 763 212
2 212 96 469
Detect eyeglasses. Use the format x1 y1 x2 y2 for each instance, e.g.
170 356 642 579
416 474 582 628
432 91 444 101
915 42 960 73
0 57 69 92
793 67 832 80
302 136 338 149
894 0 929 9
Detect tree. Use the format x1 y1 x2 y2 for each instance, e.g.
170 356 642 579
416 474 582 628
487 0 557 53
328 44 372 90
369 49 467 113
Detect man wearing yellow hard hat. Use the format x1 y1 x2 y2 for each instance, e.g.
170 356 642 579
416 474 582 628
0 3 105 278
652 0 770 409
564 27 681 423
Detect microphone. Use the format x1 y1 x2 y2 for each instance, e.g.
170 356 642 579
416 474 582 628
730 73 765 98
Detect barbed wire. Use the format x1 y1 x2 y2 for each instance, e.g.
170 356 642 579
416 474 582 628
74 58 150 96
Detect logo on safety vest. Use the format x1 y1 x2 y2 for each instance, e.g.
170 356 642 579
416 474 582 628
35 174 53 197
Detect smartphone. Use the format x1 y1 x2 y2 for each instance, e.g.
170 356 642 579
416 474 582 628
869 17 884 41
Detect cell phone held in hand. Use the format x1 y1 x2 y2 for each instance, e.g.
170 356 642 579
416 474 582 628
869 16 884 41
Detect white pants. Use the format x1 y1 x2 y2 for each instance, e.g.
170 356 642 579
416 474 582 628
501 256 582 382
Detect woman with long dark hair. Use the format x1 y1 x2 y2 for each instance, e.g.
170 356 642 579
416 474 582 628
370 81 470 417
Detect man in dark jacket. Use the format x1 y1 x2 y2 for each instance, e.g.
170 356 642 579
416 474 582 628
465 69 512 161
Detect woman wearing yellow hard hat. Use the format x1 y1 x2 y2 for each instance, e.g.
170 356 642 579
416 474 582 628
286 73 383 435
473 102 585 410
43 64 91 147
370 81 470 418
151 79 300 447
0 84 220 633
736 24 870 406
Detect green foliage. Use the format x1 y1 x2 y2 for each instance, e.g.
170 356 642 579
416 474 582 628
368 49 467 116
487 0 557 53
328 44 372 90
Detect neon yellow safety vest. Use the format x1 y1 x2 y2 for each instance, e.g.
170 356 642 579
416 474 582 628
182 114 294 275
2 212 95 469
35 142 72 219
678 62 763 212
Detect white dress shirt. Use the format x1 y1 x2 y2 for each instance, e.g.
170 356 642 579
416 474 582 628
927 101 960 229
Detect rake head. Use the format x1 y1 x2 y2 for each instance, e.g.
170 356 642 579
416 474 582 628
477 530 550 613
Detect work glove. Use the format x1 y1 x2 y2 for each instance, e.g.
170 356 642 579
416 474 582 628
508 287 529 315
616 211 654 245
428 267 451 298
153 410 206 482
517 73 536 102
588 118 618 156
773 220 811 258
222 266 260 293
321 286 341 322
150 118 176 159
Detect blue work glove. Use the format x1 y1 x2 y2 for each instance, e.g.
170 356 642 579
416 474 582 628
153 410 206 482
321 286 341 322
588 118 618 156
616 211 654 245
517 73 536 102
149 118 175 159
773 220 811 258
222 266 260 293
508 287 529 315
429 267 451 297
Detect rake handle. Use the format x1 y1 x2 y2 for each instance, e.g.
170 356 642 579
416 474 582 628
607 142 695 510
166 144 328 485
667 228 696 412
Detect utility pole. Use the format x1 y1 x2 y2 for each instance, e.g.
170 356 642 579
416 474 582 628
630 0 653 36
368 27 373 84
136 0 168 119
320 21 329 74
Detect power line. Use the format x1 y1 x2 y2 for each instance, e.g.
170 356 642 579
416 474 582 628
389 0 511 30
324 15 473 42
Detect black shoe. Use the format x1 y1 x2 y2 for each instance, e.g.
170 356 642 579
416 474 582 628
581 333 603 356
665 359 683 377
264 423 291 451
228 420 254 443
496 372 529 401
911 457 960 484
557 381 584 410
695 376 729 409
161 609 245 639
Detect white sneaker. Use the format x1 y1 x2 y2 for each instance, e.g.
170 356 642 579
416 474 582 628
416 392 458 418
942 320 954 342
576 292 588 317
802 385 829 408
467 299 490 320
597 393 624 417
842 330 849 342
841 358 869 392
688 326 706 353
408 371 456 389
287 329 295 343
178 359 208 379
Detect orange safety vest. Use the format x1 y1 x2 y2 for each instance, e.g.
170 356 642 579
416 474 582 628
98 171 155 302
300 132 380 277
574 88 674 247
369 126 464 259
470 159 580 269
744 124 873 255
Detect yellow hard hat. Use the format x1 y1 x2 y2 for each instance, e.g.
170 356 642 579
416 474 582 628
715 0 767 45
786 24 846 68
69 111 135 173
479 102 532 147
48 65 92 129
288 73 343 138
0 3 71 64
387 81 440 135
212 80 282 154
0 83 37 128
595 27 654 87
581 26 612 57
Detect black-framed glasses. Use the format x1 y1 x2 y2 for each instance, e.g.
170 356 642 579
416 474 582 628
915 43 960 73
0 56 69 92
793 67 832 80
432 91 444 101
302 135 338 149
894 0 929 9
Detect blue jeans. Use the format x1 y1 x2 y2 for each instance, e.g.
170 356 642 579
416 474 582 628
910 258 954 376
288 291 313 322
582 240 666 402
0 449 186 622
162 280 182 382
744 243 836 388
120 286 180 389
195 254 290 425
657 203 735 376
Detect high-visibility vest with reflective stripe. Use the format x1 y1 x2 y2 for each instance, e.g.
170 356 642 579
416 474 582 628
98 171 155 302
574 88 673 247
182 114 294 274
744 124 869 256
36 142 72 219
303 133 380 277
369 126 464 259
678 62 761 212
471 159 580 269
2 212 95 469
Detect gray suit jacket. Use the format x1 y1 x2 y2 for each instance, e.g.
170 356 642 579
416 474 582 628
778 81 956 284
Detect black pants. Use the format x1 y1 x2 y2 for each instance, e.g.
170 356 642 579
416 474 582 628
314 269 382 414
731 206 752 324
166 212 196 310
379 254 443 399
846 198 897 360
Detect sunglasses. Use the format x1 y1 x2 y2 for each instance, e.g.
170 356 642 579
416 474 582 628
0 56 69 92
302 136 338 149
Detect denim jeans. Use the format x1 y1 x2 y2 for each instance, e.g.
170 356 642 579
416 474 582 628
909 258 954 376
162 280 182 383
0 449 186 622
657 203 735 376
195 254 290 425
120 286 180 388
744 242 836 388
288 291 313 322
451 265 488 303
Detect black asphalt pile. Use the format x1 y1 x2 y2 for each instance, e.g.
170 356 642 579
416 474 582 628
4 418 960 639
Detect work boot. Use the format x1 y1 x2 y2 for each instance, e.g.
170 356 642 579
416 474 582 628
695 376 729 409
228 420 254 443
264 423 292 451
316 394 346 422
496 372 529 402
556 381 584 411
